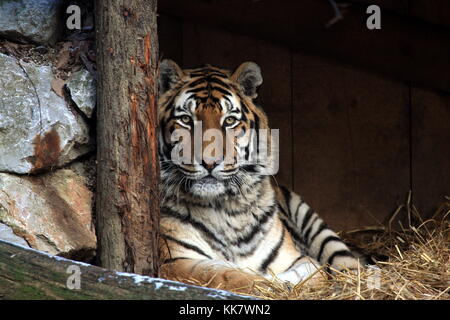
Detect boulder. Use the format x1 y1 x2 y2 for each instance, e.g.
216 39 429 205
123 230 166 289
0 169 96 259
0 0 65 45
0 222 30 247
66 69 96 118
0 53 92 174
67 156 97 190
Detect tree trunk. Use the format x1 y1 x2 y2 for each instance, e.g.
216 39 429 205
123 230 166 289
0 240 250 300
95 0 160 276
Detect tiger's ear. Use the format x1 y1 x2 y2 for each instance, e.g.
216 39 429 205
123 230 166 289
231 62 263 99
159 59 184 94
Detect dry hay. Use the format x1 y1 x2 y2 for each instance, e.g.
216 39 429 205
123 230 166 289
247 196 450 300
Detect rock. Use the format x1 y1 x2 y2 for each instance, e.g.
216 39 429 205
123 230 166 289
66 69 96 118
0 0 64 45
0 170 96 259
0 53 92 174
67 156 96 190
34 45 49 54
0 222 30 247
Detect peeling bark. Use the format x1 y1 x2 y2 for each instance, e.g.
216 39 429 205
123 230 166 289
95 0 160 276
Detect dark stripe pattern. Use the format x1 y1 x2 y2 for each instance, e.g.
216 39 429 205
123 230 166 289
259 228 285 272
162 234 212 260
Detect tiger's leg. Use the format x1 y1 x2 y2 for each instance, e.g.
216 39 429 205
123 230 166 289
279 187 360 273
160 258 269 294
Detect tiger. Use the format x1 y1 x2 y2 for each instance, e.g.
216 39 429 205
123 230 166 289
157 59 360 293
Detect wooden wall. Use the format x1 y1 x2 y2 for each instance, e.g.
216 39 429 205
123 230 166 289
157 14 449 231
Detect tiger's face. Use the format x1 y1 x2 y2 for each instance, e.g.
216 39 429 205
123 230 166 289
158 60 276 200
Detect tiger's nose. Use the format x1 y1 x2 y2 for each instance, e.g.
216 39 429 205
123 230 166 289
202 159 219 172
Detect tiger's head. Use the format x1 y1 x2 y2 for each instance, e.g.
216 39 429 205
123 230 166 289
158 60 278 200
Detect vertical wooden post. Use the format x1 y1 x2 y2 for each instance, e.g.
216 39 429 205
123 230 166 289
95 0 160 276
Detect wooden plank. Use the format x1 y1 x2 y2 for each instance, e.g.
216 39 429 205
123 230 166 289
159 0 450 94
292 53 410 231
349 0 409 13
158 14 183 64
410 0 450 28
411 88 450 217
350 0 450 28
182 23 294 188
0 240 250 300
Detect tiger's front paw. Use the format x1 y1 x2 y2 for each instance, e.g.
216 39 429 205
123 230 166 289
330 255 361 274
276 258 324 286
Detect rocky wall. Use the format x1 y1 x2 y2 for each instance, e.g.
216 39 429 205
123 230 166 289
0 0 97 261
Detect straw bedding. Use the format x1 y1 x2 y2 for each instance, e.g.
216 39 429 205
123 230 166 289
248 196 450 300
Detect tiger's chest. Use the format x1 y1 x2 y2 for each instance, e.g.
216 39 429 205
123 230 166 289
161 178 304 274
189 204 276 258
162 200 301 275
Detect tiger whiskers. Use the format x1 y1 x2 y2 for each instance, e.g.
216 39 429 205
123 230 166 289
160 168 184 205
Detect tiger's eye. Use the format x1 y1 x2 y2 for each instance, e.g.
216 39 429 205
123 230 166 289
180 115 191 124
224 117 237 126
